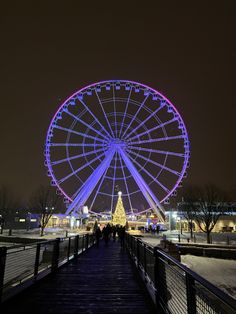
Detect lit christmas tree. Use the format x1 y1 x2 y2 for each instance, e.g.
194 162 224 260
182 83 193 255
112 191 127 226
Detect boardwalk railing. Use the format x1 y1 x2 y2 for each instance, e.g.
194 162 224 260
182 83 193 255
126 233 236 314
0 234 95 303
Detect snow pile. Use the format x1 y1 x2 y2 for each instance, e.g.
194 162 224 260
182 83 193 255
181 255 236 299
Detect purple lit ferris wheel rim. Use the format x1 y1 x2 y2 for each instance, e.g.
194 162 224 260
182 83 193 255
50 80 185 129
45 79 190 214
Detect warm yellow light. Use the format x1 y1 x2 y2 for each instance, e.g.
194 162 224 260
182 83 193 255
112 192 126 226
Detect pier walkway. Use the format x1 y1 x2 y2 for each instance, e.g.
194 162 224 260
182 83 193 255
2 240 155 314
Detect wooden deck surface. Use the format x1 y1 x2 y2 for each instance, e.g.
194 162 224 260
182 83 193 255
2 239 156 314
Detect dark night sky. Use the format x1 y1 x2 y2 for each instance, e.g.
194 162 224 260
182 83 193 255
0 1 235 201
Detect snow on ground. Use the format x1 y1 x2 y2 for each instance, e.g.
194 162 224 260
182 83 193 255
0 228 88 241
181 255 236 299
141 233 236 299
141 231 236 246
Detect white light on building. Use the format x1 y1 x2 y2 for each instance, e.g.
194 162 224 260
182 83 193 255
83 206 88 214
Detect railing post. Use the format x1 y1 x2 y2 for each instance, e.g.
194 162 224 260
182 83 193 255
0 247 7 302
34 243 41 279
82 235 85 252
144 243 147 275
67 237 71 260
186 273 196 314
74 235 79 257
86 234 89 249
154 247 162 312
137 239 140 266
52 238 60 272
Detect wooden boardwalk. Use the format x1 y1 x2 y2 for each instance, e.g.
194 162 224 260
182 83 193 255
2 240 156 314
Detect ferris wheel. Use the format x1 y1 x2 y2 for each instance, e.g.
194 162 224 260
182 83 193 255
45 80 190 221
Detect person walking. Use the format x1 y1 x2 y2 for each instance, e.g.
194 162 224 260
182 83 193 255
95 226 102 247
102 225 110 245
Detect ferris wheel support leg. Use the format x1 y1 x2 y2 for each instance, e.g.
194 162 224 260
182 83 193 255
65 148 116 216
118 148 165 222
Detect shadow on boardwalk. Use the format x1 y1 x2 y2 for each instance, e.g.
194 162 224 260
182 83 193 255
2 240 156 314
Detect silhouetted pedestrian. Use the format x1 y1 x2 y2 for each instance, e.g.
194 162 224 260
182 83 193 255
102 225 110 245
118 226 125 248
95 226 102 247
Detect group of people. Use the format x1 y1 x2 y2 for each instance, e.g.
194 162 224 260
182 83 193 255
145 224 161 234
94 223 126 247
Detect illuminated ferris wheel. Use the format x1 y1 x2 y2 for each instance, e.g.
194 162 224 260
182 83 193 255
45 80 190 221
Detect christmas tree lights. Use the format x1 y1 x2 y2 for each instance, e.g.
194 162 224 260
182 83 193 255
112 191 127 226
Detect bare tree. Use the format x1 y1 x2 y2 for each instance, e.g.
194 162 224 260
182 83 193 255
178 185 200 239
180 184 229 243
194 185 229 243
0 185 19 231
30 185 62 236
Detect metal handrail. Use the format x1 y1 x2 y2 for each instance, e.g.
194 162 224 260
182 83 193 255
126 233 236 313
155 246 236 310
0 233 95 303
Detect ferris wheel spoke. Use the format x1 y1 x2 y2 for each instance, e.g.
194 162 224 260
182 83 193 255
121 94 150 139
65 110 110 141
53 125 106 143
126 151 170 194
78 99 112 139
89 163 111 211
70 149 110 201
128 135 185 146
128 146 185 158
58 151 107 184
65 148 116 215
119 88 132 138
110 151 118 213
50 143 105 147
95 90 115 138
118 151 133 213
123 103 164 140
126 148 181 176
118 148 165 221
112 85 118 138
51 147 106 166
127 117 178 142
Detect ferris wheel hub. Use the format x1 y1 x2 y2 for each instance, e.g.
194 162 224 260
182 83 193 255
107 138 127 150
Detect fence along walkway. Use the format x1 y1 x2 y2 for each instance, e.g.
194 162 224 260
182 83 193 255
2 239 155 314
